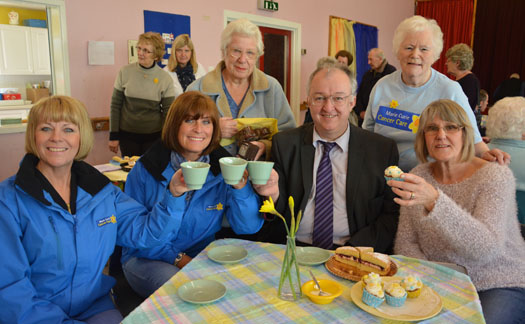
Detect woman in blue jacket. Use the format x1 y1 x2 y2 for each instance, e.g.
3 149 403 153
0 96 183 323
122 91 264 297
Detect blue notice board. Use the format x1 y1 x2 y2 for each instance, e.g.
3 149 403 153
144 10 191 67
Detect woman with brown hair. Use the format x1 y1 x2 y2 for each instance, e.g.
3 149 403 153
121 91 264 298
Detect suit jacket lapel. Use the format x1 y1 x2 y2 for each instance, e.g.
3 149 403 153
346 125 365 226
300 124 315 211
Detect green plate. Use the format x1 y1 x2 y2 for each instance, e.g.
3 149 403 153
178 279 226 304
208 245 248 264
296 247 332 266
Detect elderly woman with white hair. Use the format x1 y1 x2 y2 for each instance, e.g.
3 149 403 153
363 15 508 172
487 97 525 224
187 18 296 158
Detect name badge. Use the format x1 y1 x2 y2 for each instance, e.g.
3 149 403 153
375 105 420 133
97 215 117 227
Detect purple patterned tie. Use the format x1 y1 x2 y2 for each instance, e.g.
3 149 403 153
313 141 337 249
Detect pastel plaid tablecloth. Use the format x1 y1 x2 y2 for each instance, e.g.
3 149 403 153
123 239 485 324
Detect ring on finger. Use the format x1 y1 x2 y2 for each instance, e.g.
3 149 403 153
409 192 415 200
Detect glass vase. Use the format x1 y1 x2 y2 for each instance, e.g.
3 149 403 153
278 235 302 301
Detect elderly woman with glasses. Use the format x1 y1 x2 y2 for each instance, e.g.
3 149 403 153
362 16 508 172
163 34 206 99
109 32 175 157
388 99 525 324
187 18 296 159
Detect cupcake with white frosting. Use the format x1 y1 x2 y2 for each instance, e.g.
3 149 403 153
385 282 407 307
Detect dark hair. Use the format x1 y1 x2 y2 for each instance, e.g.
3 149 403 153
479 89 488 102
335 50 353 65
161 91 221 156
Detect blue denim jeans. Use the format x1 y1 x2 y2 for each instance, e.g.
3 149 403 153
478 287 525 324
84 309 123 324
123 257 180 298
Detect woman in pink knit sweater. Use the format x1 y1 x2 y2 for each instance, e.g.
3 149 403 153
387 99 525 324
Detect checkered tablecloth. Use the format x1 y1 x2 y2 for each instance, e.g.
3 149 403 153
122 238 485 324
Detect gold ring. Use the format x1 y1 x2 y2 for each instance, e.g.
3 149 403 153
410 192 415 200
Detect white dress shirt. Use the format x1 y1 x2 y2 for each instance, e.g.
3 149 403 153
296 124 350 245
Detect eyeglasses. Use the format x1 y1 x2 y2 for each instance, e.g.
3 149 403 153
310 95 351 108
423 124 464 135
136 46 153 55
229 48 258 60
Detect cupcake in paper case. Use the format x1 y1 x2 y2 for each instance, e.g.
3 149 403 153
384 165 404 182
384 283 407 307
401 275 423 298
361 282 385 308
361 272 382 288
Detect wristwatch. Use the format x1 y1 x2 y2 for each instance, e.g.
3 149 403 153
174 252 186 266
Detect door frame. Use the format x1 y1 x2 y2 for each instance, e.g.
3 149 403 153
224 10 301 123
4 0 71 95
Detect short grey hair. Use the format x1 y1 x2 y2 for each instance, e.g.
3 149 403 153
220 18 264 59
307 58 357 96
392 15 443 63
446 43 474 71
369 48 385 60
486 97 525 139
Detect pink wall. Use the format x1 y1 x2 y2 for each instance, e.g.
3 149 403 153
0 0 413 181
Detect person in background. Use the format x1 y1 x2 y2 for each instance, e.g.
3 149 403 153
354 48 396 126
362 15 509 172
335 49 353 66
121 91 264 298
476 89 489 136
0 96 185 324
493 73 525 103
256 61 400 253
445 43 480 112
486 97 525 224
163 34 206 99
109 32 175 157
479 89 489 114
187 18 296 158
390 99 525 324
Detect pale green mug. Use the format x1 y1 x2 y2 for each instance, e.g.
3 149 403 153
219 157 247 185
247 161 274 185
180 161 210 190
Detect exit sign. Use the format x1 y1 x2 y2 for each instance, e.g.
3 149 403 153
258 0 278 11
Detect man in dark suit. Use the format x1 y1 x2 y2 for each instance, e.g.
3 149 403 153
256 61 399 253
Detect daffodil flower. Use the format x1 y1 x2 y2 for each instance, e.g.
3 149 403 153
390 100 399 109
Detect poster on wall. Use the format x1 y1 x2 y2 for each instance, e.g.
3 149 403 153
144 10 190 68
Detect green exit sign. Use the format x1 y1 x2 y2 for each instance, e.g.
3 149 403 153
258 0 278 11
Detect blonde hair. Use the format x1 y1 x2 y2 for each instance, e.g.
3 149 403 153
393 15 443 63
415 99 475 163
26 96 94 160
138 32 165 61
446 43 474 71
486 97 525 139
220 18 264 59
167 34 198 74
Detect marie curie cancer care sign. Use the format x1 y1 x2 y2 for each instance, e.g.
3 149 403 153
375 105 420 133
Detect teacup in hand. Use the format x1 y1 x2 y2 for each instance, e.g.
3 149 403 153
219 157 247 185
247 161 274 185
180 162 210 190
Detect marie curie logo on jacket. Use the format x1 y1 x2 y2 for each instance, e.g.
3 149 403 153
97 215 117 227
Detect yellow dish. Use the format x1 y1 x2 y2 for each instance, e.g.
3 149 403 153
302 279 343 304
